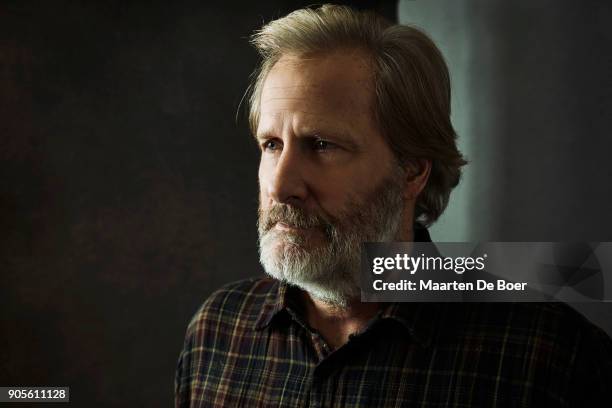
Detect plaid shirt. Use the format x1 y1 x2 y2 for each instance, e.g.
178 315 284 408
175 276 612 407
176 227 612 407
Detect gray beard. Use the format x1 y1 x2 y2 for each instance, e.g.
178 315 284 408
257 168 406 308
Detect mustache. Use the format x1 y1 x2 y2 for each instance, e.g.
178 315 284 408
258 204 335 233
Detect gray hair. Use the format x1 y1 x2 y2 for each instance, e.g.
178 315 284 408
247 4 467 226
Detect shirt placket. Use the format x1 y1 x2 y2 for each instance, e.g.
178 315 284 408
285 307 335 408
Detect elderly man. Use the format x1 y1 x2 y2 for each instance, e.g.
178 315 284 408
175 5 611 407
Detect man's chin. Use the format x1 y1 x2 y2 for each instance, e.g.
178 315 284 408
265 231 327 253
260 249 361 307
273 271 360 309
262 267 359 309
259 240 326 283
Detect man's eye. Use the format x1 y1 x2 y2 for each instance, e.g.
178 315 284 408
313 139 334 151
262 140 281 151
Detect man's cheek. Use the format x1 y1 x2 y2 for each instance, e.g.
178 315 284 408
258 185 267 204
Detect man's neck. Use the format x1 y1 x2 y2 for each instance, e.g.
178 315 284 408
300 291 383 350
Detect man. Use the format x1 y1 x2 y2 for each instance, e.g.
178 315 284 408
176 5 611 407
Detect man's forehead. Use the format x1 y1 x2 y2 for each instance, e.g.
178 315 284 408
259 51 375 126
264 51 373 93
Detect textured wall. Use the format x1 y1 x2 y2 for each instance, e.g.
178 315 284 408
0 1 396 406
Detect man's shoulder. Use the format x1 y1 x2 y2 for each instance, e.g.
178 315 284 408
446 301 612 354
454 301 600 333
502 302 607 337
185 276 279 336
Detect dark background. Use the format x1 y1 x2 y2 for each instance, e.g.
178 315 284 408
1 1 610 406
0 1 395 406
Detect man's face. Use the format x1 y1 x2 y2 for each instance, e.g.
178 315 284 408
256 50 407 307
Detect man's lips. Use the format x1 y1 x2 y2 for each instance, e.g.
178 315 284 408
275 222 307 232
271 222 327 242
273 222 326 233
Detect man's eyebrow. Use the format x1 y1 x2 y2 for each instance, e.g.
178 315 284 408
254 126 362 150
301 128 361 149
255 127 352 139
254 130 276 141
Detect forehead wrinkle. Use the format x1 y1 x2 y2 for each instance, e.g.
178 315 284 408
260 97 312 105
260 108 346 127
263 84 313 90
260 108 328 117
261 91 364 116
261 84 331 102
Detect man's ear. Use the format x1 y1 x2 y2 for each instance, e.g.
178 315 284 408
404 159 431 200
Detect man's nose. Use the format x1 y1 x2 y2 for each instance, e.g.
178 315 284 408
266 146 308 206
